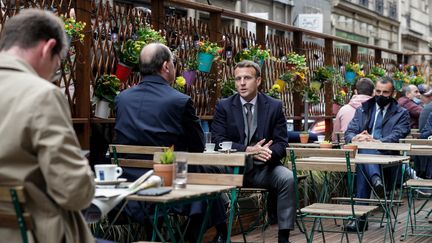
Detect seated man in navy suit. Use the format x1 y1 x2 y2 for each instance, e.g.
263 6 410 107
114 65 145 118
345 76 410 231
115 43 226 242
211 60 295 243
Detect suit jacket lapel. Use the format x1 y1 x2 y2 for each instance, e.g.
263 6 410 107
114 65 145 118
256 93 269 139
232 96 246 142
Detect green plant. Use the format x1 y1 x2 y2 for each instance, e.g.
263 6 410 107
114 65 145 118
221 78 236 98
410 75 425 85
234 45 271 63
266 84 281 99
393 70 408 82
61 16 86 42
135 26 166 44
345 62 361 73
312 66 334 83
333 88 347 106
94 75 121 105
174 76 186 93
160 146 175 164
371 65 386 77
185 53 198 70
116 39 146 68
197 40 222 55
286 52 307 68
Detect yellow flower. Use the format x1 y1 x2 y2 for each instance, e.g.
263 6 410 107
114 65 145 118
176 76 186 87
340 90 346 96
404 78 410 84
272 84 281 92
275 79 286 89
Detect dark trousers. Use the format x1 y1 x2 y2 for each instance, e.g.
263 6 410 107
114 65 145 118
243 162 296 230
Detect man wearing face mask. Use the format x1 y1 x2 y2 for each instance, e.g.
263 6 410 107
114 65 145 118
344 76 410 231
398 84 423 128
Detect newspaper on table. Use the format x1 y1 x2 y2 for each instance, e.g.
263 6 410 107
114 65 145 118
84 170 162 223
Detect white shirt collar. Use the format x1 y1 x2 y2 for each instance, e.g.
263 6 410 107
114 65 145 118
240 95 257 107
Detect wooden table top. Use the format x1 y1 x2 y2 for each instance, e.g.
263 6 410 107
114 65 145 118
296 154 409 165
126 184 235 204
289 143 339 148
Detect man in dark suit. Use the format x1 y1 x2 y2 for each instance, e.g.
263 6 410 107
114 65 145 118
115 43 226 242
212 60 295 243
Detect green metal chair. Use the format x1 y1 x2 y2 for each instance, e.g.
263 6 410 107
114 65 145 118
0 185 34 243
287 147 378 243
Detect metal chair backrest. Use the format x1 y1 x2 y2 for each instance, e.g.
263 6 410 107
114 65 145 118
0 185 34 243
109 144 167 168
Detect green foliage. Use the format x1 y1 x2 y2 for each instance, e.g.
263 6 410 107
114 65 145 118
135 26 166 44
221 78 236 98
160 146 175 164
94 75 121 104
234 45 271 63
286 52 307 68
116 26 165 68
197 40 222 55
410 75 425 85
266 84 282 99
371 65 386 77
185 53 198 70
312 66 334 83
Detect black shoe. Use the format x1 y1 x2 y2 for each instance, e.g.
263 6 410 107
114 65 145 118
372 177 384 198
210 233 227 243
344 219 368 232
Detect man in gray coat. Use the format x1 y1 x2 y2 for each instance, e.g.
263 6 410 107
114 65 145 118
0 9 95 243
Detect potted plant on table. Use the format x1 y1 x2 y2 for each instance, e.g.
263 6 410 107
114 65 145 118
197 40 222 73
320 140 333 149
93 75 121 118
299 131 309 144
154 146 175 186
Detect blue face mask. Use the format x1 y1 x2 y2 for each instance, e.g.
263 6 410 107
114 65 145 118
413 97 421 104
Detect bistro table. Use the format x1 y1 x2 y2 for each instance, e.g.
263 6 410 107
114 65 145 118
115 184 235 243
294 153 409 243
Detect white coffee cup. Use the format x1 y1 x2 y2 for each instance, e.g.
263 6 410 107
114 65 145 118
317 135 325 142
94 164 123 181
219 141 233 151
205 143 215 152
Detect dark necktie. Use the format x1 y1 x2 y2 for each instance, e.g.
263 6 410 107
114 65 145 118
244 103 253 143
373 108 384 139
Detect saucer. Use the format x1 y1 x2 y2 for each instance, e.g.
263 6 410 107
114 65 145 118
218 149 237 152
95 178 127 185
203 151 219 154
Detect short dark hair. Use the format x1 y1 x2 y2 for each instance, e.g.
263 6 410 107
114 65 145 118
376 76 395 91
0 9 67 58
355 78 374 96
234 60 261 78
139 44 172 76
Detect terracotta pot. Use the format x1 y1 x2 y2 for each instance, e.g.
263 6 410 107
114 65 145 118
299 134 309 144
153 164 173 187
343 144 358 157
320 143 333 149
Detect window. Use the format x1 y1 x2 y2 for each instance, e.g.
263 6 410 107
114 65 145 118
375 0 384 14
359 0 368 7
389 3 397 19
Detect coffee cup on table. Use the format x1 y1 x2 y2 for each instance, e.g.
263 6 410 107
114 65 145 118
219 141 233 151
205 143 215 152
94 164 123 181
317 135 325 142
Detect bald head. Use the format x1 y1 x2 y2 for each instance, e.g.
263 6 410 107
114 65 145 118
139 43 173 77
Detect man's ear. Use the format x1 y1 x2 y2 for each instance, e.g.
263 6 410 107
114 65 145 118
162 60 170 74
41 39 57 59
256 76 262 86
